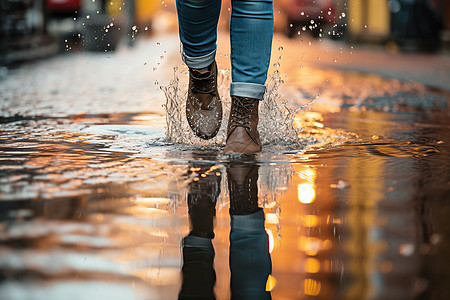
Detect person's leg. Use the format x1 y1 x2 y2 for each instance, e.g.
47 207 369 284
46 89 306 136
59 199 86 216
176 0 221 69
225 0 274 154
230 0 273 100
176 0 223 140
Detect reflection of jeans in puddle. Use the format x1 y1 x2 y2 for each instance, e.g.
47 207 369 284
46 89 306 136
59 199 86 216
179 162 219 300
230 209 272 300
179 162 272 300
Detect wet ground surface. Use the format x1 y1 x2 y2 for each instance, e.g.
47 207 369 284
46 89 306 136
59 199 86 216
1 33 450 300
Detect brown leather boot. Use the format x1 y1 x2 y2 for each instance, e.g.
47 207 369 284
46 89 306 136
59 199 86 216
186 61 222 140
224 96 261 154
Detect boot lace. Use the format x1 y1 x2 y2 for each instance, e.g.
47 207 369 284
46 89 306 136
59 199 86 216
190 68 216 94
229 98 254 130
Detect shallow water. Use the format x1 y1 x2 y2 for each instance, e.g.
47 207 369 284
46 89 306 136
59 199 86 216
1 109 449 299
1 40 450 299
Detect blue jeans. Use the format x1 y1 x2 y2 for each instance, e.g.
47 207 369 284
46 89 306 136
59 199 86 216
176 0 274 100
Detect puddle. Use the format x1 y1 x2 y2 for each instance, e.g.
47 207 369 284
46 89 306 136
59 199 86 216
1 43 450 299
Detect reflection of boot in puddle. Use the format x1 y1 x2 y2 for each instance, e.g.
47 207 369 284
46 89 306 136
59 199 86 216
227 162 272 299
179 163 220 300
187 162 221 238
228 162 259 216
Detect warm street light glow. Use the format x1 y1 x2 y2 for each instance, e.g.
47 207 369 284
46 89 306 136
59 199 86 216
266 274 277 292
301 215 319 227
135 197 170 205
304 278 321 296
297 183 316 204
298 236 321 256
304 258 320 273
297 168 317 182
266 228 275 254
265 213 279 225
124 207 168 217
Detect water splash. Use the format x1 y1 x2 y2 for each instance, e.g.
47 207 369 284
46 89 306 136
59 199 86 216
161 67 304 148
259 70 304 146
161 67 227 146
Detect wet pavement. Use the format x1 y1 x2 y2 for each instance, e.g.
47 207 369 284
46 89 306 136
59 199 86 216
1 31 450 300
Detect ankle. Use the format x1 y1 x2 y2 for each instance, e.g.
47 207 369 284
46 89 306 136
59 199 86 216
190 61 214 75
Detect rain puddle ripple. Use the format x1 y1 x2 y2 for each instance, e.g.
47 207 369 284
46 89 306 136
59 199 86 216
1 68 449 299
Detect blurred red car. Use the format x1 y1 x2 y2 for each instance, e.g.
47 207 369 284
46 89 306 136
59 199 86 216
47 0 81 16
285 0 336 38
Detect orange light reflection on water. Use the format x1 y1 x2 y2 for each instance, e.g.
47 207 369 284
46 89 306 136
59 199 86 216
266 274 277 292
297 183 316 204
297 167 317 204
266 228 275 254
304 258 320 273
304 278 321 296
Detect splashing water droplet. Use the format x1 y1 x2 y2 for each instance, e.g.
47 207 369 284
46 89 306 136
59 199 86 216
278 46 284 51
162 67 303 147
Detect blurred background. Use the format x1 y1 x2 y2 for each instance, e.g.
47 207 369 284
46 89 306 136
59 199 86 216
1 0 449 66
1 2 450 300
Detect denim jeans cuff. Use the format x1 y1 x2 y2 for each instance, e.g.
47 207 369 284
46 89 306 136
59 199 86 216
230 82 266 100
182 50 216 69
182 236 214 253
231 209 265 231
